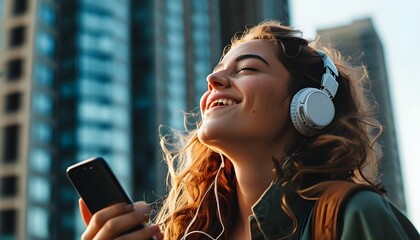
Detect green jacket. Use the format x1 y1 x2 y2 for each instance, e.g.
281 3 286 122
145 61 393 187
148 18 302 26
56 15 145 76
250 182 419 239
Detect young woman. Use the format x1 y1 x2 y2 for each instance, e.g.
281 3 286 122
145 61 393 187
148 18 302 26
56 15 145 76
79 21 419 239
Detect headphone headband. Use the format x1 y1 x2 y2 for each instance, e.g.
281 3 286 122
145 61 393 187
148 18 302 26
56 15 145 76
316 50 339 98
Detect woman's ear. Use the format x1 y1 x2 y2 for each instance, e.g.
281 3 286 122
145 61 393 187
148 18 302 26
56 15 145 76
79 198 92 226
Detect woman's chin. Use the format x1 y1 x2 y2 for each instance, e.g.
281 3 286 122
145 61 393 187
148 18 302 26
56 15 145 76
197 126 224 147
197 127 212 145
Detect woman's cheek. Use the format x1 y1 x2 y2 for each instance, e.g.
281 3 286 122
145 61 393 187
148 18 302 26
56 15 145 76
199 92 210 115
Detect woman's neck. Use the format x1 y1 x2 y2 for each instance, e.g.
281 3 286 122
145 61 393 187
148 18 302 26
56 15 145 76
224 151 276 237
234 160 274 209
215 132 298 238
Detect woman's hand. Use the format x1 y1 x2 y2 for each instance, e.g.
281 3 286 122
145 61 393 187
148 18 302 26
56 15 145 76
79 199 163 240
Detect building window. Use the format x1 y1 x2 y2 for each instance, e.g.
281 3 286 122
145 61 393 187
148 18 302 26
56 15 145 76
34 63 53 87
36 30 55 57
12 0 27 16
0 209 16 238
27 207 49 238
1 176 18 197
28 176 50 203
32 91 53 116
7 58 23 81
3 125 19 163
5 92 22 113
9 26 25 48
38 3 56 27
30 148 52 173
31 121 52 143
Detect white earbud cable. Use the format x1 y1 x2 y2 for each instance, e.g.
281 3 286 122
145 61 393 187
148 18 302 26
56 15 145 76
180 153 226 240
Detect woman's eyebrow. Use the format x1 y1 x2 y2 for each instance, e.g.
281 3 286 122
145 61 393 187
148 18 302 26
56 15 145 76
213 54 270 72
235 54 269 66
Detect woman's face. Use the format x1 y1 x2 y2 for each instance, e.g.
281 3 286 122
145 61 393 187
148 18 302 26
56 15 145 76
198 39 294 151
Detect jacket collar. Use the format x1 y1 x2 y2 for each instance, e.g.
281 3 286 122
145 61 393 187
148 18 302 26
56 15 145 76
250 181 314 239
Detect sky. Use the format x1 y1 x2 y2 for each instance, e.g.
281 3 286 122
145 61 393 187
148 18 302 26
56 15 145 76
290 0 420 229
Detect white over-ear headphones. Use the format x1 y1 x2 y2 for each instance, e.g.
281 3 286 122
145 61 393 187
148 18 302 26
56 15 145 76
290 50 339 136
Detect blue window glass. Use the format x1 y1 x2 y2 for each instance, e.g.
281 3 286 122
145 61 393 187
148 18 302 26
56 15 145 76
80 0 128 20
34 63 53 87
37 2 56 26
27 207 49 238
59 130 74 148
78 77 103 98
77 125 108 148
77 124 129 152
28 176 50 203
112 105 129 127
78 55 108 76
31 121 52 143
78 100 111 123
61 212 73 230
36 30 55 57
32 91 53 115
110 152 129 175
78 10 127 40
78 55 128 82
29 147 52 173
110 83 129 105
112 128 129 152
78 33 106 52
59 82 75 98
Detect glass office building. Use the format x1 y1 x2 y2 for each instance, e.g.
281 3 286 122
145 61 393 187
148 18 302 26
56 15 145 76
318 18 406 212
56 0 132 238
0 0 132 239
219 0 290 46
0 0 58 239
152 0 222 194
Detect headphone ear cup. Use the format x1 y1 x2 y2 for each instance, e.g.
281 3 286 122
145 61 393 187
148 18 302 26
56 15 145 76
290 88 335 136
290 88 309 135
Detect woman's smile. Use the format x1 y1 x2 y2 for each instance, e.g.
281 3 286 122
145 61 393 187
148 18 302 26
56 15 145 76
208 98 238 109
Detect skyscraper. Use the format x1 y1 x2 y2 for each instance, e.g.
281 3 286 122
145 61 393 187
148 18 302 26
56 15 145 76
129 0 158 202
0 0 58 239
55 0 132 238
151 0 223 195
318 18 406 211
0 0 133 239
219 0 290 47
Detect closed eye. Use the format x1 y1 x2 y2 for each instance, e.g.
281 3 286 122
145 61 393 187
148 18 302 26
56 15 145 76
238 66 257 73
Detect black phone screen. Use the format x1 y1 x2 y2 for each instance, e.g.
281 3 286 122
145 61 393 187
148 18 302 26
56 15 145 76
67 157 132 214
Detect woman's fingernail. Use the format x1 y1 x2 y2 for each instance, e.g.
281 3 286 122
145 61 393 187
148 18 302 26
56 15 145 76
124 204 134 211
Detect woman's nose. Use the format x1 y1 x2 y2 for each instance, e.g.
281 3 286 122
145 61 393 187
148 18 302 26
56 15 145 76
206 71 230 91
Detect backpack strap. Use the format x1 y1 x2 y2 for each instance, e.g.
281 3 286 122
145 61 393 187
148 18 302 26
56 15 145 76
311 181 381 239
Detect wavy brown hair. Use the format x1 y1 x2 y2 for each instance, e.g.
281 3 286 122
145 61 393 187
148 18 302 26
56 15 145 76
154 20 383 239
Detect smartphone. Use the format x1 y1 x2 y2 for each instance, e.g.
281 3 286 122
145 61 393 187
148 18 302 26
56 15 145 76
66 156 146 234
